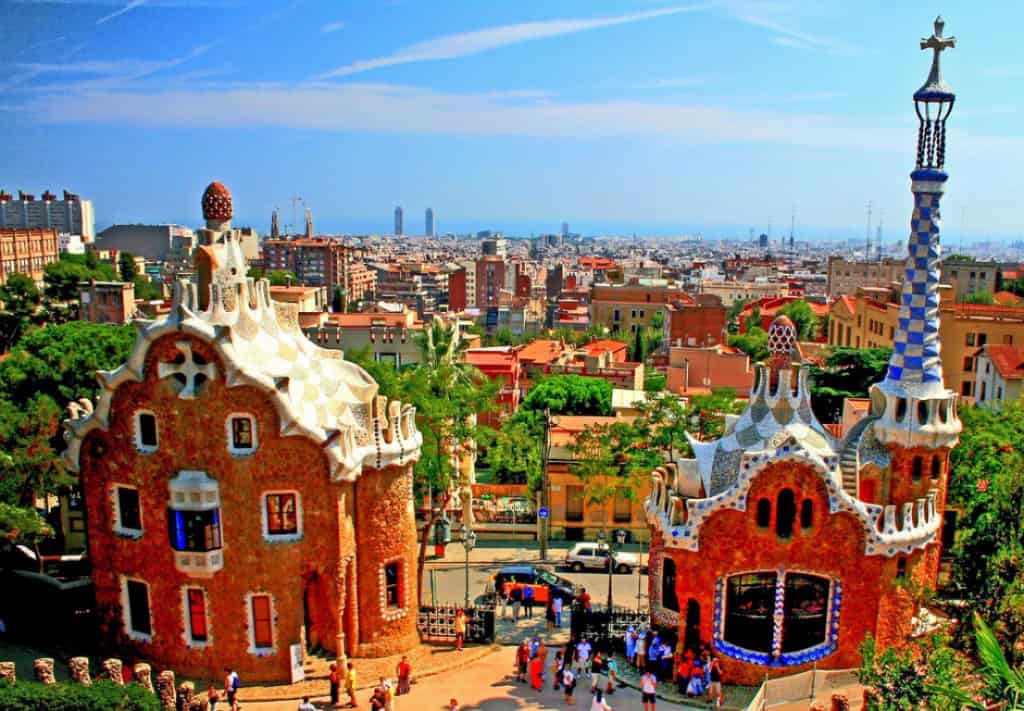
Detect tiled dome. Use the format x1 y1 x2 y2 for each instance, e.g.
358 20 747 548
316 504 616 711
202 181 232 222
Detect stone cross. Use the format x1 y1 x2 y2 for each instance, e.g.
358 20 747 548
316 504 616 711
920 16 956 85
158 340 217 399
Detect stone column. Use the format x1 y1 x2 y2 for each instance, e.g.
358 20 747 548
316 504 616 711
133 662 153 691
69 656 92 685
33 658 56 685
156 670 176 710
102 658 125 685
0 661 16 685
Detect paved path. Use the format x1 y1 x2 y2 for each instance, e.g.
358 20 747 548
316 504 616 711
241 646 705 711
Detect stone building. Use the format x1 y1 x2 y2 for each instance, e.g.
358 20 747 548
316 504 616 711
0 227 60 285
79 280 135 324
63 182 423 682
644 20 962 685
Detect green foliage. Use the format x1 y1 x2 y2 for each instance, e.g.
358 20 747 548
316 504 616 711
630 326 647 363
342 345 401 402
945 254 975 262
246 267 265 280
643 368 667 393
0 679 160 710
743 306 762 333
489 411 544 491
0 500 53 541
687 387 744 441
132 276 161 301
43 256 116 303
962 290 996 305
638 392 691 459
969 612 1024 708
727 327 768 362
519 374 612 417
267 270 298 286
118 252 138 283
859 633 960 711
777 299 819 341
948 402 1024 665
0 273 42 352
0 396 69 508
807 346 892 423
490 326 521 347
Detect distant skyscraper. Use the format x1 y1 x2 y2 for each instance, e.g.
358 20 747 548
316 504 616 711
304 207 314 239
0 189 95 242
270 208 280 239
561 222 569 238
425 207 435 237
394 205 403 236
758 233 769 249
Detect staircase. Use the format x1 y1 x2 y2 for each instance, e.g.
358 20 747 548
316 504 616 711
838 416 876 497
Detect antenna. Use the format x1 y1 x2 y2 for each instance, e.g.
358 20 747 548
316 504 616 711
876 209 884 261
789 206 795 254
865 200 873 260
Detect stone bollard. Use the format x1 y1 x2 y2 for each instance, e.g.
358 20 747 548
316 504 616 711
102 658 125 685
0 661 16 685
33 658 56 685
156 670 176 710
133 662 153 692
831 694 850 711
70 656 92 685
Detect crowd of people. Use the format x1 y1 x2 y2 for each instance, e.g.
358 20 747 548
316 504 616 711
624 627 723 708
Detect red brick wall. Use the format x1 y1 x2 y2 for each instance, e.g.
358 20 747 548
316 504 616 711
668 304 726 347
79 333 418 682
448 269 467 312
654 460 917 686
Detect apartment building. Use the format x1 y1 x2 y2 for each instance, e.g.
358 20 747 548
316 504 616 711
78 281 135 324
0 190 95 242
590 282 689 336
0 227 60 285
263 237 343 287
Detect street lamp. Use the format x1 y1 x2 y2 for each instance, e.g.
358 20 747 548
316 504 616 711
463 529 477 609
598 529 628 636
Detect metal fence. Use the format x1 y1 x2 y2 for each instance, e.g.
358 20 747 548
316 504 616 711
745 667 860 710
417 603 496 643
569 606 649 650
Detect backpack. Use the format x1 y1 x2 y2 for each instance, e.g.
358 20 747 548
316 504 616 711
232 674 241 690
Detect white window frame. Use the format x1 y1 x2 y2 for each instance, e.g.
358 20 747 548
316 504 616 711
120 575 153 642
134 409 159 453
226 413 258 456
245 591 277 655
379 559 410 621
112 484 143 539
261 490 303 543
181 585 212 649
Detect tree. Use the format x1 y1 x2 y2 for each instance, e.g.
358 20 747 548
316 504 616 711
631 326 647 363
342 345 401 402
727 327 768 362
643 368 667 393
859 632 960 711
743 306 762 333
777 299 819 341
641 392 691 460
247 267 266 281
268 270 298 286
932 613 1024 710
687 387 744 441
118 252 138 282
488 412 544 491
0 273 42 352
519 374 612 417
947 402 1024 665
807 346 892 424
963 291 996 305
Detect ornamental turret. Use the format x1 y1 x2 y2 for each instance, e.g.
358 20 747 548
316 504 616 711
869 16 961 451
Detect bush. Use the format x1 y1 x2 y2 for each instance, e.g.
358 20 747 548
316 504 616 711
0 679 159 710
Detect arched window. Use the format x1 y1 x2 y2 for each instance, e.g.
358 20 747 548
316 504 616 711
931 455 941 480
896 398 907 422
800 499 813 530
776 489 796 538
896 557 907 579
756 498 771 528
911 456 923 482
781 574 830 652
662 558 679 612
917 400 929 425
724 572 776 653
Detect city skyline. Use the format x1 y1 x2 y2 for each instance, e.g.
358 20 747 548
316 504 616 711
3 2 1024 240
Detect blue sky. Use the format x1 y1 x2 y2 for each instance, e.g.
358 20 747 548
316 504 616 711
1 1 1022 241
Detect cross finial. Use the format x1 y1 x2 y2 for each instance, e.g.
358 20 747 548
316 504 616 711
918 15 955 96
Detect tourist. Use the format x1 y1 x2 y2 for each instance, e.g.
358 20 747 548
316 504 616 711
537 639 548 666
686 659 705 698
574 637 592 677
546 597 556 631
659 640 673 680
449 699 459 711
706 654 723 709
454 609 467 651
383 679 395 711
606 653 620 692
530 650 545 690
577 588 592 613
590 688 613 711
515 640 530 682
640 670 657 711
345 661 358 708
223 667 240 711
369 686 386 711
330 663 341 707
590 651 605 693
396 655 411 695
552 651 564 690
675 652 692 695
647 635 662 674
207 684 221 711
510 585 523 621
553 594 564 627
635 630 647 670
298 695 316 711
624 626 636 667
562 666 577 705
523 585 535 618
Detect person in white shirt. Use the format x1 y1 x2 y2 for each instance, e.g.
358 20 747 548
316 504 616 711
574 638 592 676
552 595 563 627
297 696 316 711
640 671 657 711
590 688 613 711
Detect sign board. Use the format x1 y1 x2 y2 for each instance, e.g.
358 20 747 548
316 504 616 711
538 507 550 519
289 643 305 684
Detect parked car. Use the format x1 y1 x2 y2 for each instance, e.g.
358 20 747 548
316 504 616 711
487 564 578 604
565 542 640 574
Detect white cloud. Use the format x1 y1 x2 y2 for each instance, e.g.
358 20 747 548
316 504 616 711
315 4 713 79
322 20 345 33
18 80 899 151
734 13 859 56
96 0 147 25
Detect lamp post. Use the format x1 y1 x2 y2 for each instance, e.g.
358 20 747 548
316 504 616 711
463 529 477 609
598 529 627 636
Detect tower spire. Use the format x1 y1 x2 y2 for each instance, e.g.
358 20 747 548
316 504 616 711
869 17 961 450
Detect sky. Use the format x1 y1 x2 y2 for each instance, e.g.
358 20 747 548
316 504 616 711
1 1 1023 241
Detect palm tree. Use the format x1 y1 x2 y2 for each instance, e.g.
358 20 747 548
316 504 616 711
933 613 1024 709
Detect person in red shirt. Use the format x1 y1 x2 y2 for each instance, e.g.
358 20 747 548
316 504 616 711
396 656 411 695
515 640 530 682
577 588 591 612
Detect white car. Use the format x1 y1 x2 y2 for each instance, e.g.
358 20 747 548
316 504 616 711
565 542 640 574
